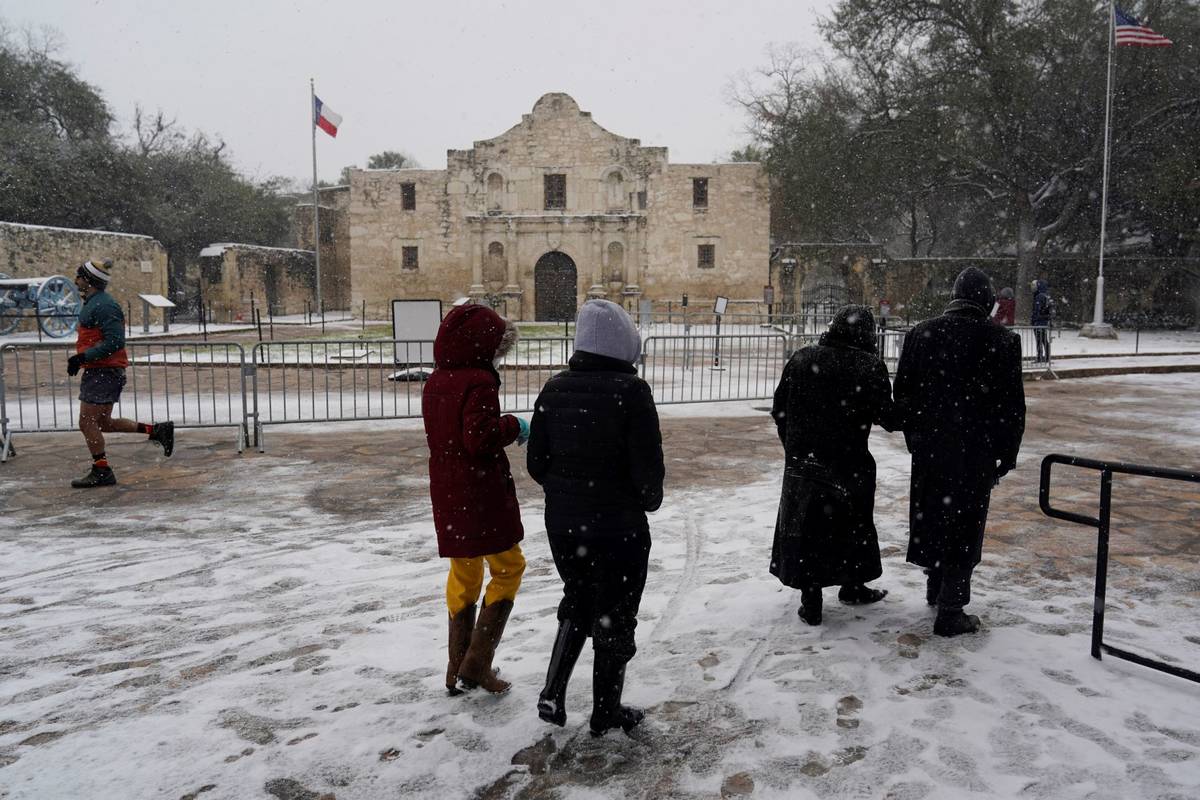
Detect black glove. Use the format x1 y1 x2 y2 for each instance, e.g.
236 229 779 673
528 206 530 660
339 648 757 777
67 354 84 377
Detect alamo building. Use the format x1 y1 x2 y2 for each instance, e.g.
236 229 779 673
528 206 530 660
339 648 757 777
344 92 769 320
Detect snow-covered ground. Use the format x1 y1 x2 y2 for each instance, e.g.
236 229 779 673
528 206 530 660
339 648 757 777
0 374 1197 799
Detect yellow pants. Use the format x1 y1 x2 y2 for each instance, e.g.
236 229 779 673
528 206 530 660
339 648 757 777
446 544 526 615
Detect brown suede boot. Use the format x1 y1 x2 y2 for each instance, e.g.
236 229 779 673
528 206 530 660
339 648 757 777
446 604 477 696
457 599 514 694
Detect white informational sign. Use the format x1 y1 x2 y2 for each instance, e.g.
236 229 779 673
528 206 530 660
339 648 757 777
713 295 729 316
391 299 443 365
140 260 154 274
137 294 175 308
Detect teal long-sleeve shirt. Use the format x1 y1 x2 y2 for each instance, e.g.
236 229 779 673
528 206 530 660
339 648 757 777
77 291 126 363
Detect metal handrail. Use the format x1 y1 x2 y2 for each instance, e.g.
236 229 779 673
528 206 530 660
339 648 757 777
1039 453 1200 683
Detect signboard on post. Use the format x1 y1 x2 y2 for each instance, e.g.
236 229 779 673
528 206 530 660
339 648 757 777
137 293 175 333
713 295 729 316
391 299 442 366
763 285 775 305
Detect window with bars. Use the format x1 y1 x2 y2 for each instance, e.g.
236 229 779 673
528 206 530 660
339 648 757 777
544 174 566 210
401 246 419 270
697 244 715 269
692 177 709 208
401 183 416 210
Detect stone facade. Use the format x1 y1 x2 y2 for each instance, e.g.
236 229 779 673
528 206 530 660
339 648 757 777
294 185 352 311
348 93 770 320
0 221 170 329
197 244 318 320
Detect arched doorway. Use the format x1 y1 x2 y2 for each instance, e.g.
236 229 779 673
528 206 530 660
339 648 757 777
534 251 577 321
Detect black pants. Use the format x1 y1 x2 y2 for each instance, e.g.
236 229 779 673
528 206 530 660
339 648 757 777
549 531 650 661
926 565 974 610
1034 326 1051 362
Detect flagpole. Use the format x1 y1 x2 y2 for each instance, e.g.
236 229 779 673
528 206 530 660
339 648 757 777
1084 1 1118 338
310 77 323 318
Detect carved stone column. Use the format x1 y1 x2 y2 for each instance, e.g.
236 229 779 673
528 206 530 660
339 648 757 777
501 218 523 318
587 217 606 299
468 220 486 301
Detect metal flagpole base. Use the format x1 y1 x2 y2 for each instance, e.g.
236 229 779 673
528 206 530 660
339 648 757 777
1079 322 1118 339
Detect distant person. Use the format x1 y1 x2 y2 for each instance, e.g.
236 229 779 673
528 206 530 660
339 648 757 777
894 267 1025 636
528 299 664 737
68 259 174 488
423 304 527 695
770 305 901 626
1031 280 1052 362
994 287 1015 326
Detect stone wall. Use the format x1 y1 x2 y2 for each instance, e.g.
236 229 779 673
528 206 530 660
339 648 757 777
0 221 170 332
294 185 351 311
198 244 317 321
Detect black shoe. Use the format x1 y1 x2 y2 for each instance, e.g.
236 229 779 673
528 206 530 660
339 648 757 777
934 608 981 637
589 652 644 737
150 421 175 457
798 588 822 626
838 584 889 605
538 619 588 727
71 465 116 488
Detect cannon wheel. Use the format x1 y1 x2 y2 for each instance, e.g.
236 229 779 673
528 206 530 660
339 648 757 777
0 272 22 336
36 275 81 338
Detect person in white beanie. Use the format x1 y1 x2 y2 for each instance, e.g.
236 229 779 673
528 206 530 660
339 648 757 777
528 299 664 737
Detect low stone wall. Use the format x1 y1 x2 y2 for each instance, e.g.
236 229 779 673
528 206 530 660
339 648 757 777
0 221 170 332
197 244 317 321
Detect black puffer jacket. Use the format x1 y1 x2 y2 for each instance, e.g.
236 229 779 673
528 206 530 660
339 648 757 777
527 351 665 537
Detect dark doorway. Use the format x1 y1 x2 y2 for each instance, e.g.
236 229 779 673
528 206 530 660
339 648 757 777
535 251 578 321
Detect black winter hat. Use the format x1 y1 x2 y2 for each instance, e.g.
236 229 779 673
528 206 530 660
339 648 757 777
820 304 877 353
949 267 996 314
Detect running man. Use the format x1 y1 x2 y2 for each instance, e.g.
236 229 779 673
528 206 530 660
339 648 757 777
67 259 174 487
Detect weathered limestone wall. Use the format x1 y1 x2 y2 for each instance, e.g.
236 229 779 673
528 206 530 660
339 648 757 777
641 163 771 307
0 221 170 329
294 185 351 311
199 244 316 320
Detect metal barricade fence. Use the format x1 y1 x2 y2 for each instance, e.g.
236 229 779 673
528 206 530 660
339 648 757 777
640 333 793 404
0 341 249 461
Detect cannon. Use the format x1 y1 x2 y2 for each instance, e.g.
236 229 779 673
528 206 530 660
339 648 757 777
0 273 83 338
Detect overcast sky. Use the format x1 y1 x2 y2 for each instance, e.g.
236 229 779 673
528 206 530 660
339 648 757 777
2 0 832 184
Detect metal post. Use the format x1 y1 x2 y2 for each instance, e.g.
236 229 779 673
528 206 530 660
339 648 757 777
256 308 263 342
1084 0 1117 338
361 299 366 332
321 302 326 335
310 78 323 316
1091 469 1113 660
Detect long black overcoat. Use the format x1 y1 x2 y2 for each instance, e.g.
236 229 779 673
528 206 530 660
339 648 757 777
769 311 900 589
893 306 1025 570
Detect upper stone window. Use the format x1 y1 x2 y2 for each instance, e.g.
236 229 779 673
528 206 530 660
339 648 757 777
544 174 566 210
402 246 419 270
692 178 709 209
401 183 416 211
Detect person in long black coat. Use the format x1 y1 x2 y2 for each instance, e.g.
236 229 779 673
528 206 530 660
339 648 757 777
770 304 901 625
893 267 1025 637
528 299 665 737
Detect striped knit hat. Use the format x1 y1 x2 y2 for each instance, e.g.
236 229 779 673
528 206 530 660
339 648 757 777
78 259 113 288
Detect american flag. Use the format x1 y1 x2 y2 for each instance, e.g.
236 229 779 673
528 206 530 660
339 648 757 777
1115 6 1173 47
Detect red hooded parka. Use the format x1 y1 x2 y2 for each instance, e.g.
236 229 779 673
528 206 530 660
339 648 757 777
422 304 524 558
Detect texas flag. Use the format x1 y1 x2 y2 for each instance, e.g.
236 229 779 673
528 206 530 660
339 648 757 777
313 96 342 138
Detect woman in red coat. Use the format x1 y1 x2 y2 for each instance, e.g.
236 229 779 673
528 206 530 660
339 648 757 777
423 304 529 695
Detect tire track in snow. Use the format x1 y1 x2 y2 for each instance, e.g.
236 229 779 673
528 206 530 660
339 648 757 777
650 510 703 641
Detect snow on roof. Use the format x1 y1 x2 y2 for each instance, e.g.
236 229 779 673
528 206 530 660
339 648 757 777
200 242 314 257
0 220 158 242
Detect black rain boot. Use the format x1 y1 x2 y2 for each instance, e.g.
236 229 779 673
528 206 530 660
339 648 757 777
589 652 644 737
71 465 116 488
798 587 822 626
934 607 981 637
837 584 889 605
537 619 588 727
149 421 175 457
